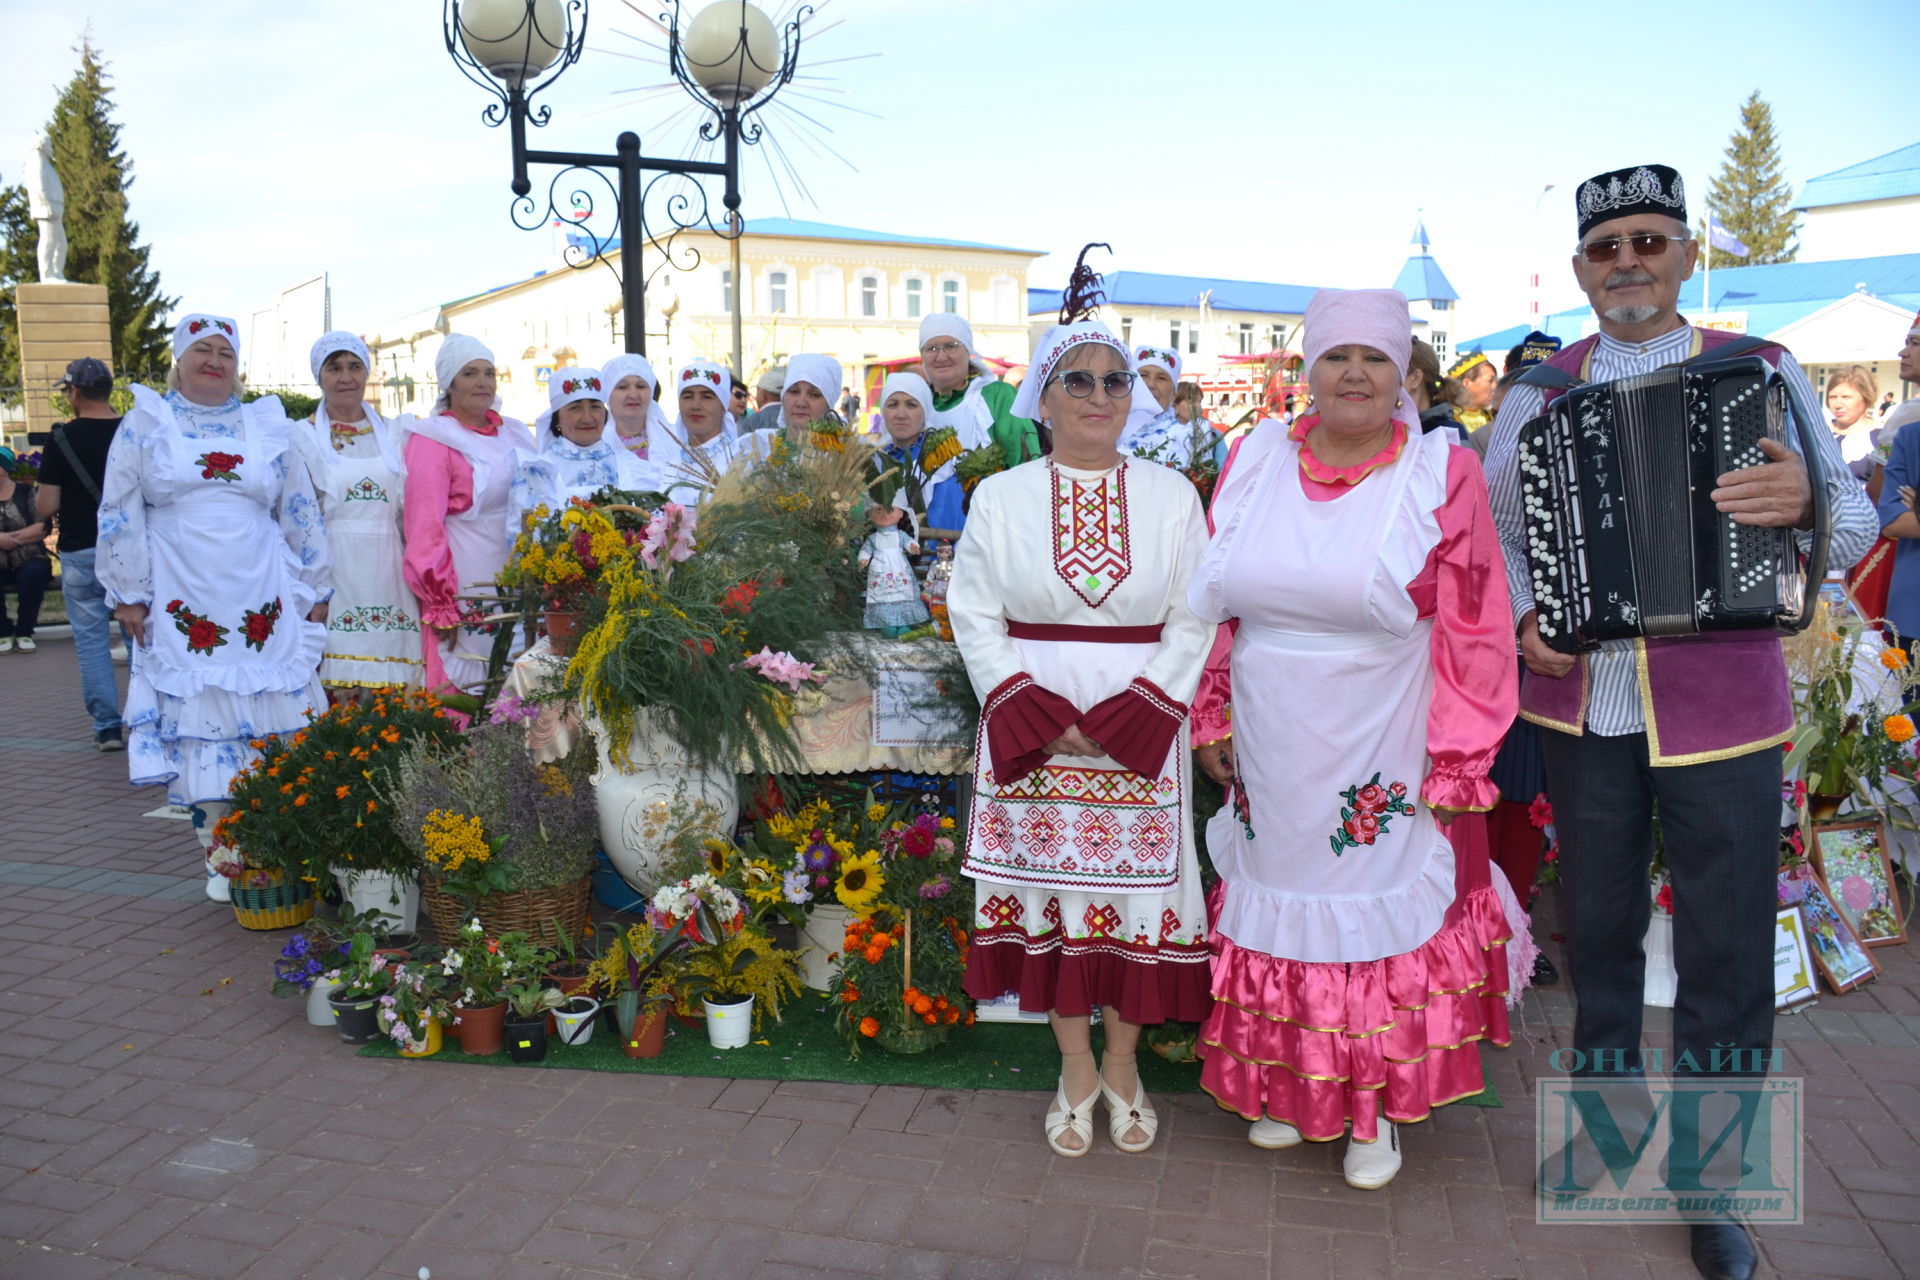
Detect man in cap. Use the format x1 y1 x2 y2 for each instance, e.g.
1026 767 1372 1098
1485 165 1876 1280
34 356 128 750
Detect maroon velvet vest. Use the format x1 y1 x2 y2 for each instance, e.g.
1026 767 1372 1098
1518 326 1797 764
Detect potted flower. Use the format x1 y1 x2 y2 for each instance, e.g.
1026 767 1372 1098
385 722 600 946
584 919 690 1057
669 923 805 1050
379 962 452 1058
206 840 317 932
1787 618 1920 819
217 689 461 933
324 932 403 1045
498 932 563 1062
270 915 358 1026
440 920 512 1055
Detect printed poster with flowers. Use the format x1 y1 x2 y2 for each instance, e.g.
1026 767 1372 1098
1328 772 1415 855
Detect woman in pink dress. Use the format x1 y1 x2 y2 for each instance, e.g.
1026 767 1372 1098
1189 288 1522 1190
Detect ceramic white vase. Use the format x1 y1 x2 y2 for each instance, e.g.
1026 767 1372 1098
1643 908 1678 1008
590 711 739 894
704 995 755 1050
332 867 420 934
552 996 601 1048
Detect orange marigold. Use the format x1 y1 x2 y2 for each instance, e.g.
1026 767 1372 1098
858 1016 880 1037
294 795 309 807
964 1012 976 1027
840 986 861 1003
921 1013 937 1026
1886 714 1917 744
1882 646 1910 670
279 782 294 794
380 727 401 744
334 785 351 800
365 800 377 814
912 997 933 1015
944 1008 960 1024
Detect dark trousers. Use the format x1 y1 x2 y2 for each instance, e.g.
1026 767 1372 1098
1541 729 1779 1078
0 558 51 637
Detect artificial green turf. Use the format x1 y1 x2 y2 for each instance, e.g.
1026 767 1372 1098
356 1001 1498 1106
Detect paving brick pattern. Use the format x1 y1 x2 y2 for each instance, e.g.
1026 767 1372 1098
2 638 1915 1279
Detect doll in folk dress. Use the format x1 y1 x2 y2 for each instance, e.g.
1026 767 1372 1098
859 506 929 635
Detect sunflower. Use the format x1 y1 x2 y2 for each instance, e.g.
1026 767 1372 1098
703 839 734 878
741 857 784 906
835 850 886 916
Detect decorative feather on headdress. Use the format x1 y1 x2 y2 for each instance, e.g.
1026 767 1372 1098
1058 243 1112 324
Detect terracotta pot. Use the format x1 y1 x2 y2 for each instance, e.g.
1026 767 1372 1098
624 1005 668 1058
453 1001 507 1056
1807 791 1849 823
545 609 582 656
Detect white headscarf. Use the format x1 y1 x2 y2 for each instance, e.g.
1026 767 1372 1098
782 353 843 413
602 352 674 454
880 371 934 437
919 313 977 357
1010 321 1132 421
309 330 370 383
534 366 609 448
1132 342 1182 385
172 313 240 361
672 359 739 442
434 334 494 406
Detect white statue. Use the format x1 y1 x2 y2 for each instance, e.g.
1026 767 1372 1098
24 134 67 283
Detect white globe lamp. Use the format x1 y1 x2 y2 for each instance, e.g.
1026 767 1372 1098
459 0 568 86
681 2 778 107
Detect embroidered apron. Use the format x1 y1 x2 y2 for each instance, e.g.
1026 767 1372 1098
140 407 318 685
1207 437 1454 964
310 411 421 687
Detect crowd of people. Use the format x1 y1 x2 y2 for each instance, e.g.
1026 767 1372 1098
13 157 1918 1280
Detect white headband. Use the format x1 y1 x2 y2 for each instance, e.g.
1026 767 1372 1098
310 330 369 384
1132 343 1182 385
172 313 240 362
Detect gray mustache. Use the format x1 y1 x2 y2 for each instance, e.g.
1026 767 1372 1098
1604 270 1656 289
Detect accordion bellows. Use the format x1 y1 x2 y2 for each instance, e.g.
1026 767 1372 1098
1516 355 1825 654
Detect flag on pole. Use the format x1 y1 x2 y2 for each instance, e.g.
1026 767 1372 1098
1707 215 1749 258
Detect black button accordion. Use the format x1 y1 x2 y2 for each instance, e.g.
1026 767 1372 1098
1514 354 1830 654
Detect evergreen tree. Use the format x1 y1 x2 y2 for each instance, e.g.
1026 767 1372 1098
1705 90 1799 268
45 37 175 380
0 181 37 402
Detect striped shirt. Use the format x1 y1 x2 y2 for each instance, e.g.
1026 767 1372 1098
1484 325 1877 737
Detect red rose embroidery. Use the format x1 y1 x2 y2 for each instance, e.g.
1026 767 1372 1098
1329 771 1417 855
166 599 184 613
241 598 283 651
168 600 231 655
187 618 219 649
197 451 244 482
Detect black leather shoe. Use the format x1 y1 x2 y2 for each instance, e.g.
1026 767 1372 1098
1689 1222 1756 1280
1532 953 1559 984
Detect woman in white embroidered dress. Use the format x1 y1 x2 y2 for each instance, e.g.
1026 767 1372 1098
510 365 666 526
1116 343 1197 466
299 331 421 691
403 335 537 694
603 353 672 461
655 360 744 503
1188 288 1521 1190
98 313 331 900
951 290 1213 1158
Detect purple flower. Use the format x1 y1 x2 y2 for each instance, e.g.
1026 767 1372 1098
918 875 951 900
802 841 837 875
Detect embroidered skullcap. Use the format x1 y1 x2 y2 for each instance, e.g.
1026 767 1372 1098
1574 164 1687 240
434 334 495 399
1010 321 1131 421
918 313 977 356
782 353 843 405
675 359 731 400
309 330 370 384
1303 288 1414 380
172 313 240 362
535 366 608 440
1447 349 1490 381
1133 343 1182 384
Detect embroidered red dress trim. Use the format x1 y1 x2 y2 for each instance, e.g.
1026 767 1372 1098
1049 460 1132 608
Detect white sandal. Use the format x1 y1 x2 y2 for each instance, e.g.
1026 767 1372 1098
1099 1078 1159 1154
1045 1077 1099 1157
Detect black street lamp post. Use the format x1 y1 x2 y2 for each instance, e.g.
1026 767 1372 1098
443 0 803 360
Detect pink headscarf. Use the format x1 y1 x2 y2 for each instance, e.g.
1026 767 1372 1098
1301 288 1418 429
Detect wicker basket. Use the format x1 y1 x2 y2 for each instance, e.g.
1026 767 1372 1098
422 875 592 946
230 869 317 930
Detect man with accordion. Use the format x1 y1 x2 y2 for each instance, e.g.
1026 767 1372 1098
1484 164 1875 1280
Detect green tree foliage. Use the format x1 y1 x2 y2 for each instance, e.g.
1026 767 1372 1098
0 181 36 401
45 37 175 380
1705 90 1799 268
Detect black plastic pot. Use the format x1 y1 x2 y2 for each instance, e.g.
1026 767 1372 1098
329 994 380 1045
504 1015 549 1063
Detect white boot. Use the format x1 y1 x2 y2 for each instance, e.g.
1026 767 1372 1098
204 857 231 903
1343 1120 1401 1190
1248 1116 1303 1149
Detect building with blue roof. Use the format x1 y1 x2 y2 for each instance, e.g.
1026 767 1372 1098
1393 218 1462 367
1797 143 1920 262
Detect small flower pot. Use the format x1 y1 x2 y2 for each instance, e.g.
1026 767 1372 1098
505 1015 549 1063
328 993 380 1045
553 996 601 1048
396 1016 444 1058
624 1005 669 1058
452 1001 507 1056
544 609 583 656
703 995 754 1050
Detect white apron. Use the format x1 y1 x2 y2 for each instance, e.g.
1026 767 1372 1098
409 414 534 683
307 406 422 688
1206 432 1456 964
925 375 995 450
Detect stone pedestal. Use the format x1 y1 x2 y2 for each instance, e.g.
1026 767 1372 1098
16 281 112 441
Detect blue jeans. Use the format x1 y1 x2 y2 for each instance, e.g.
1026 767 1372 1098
58 548 123 734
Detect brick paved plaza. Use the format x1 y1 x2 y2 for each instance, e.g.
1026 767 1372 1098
2 635 1916 1280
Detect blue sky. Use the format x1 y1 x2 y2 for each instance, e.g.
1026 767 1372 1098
1 0 1910 362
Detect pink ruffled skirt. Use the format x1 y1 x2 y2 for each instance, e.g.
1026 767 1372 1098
1198 817 1514 1141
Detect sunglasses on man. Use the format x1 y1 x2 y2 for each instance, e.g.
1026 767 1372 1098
1578 232 1691 264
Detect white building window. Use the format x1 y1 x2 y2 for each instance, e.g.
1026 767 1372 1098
1432 299 1450 312
1238 323 1255 355
941 279 961 314
860 275 879 317
990 274 1017 324
768 270 789 315
905 277 925 319
1432 331 1449 364
1120 316 1132 346
721 269 733 312
810 265 843 318
1187 323 1199 355
1169 318 1182 350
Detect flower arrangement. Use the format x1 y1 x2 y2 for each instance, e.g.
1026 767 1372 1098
562 445 877 770
439 919 512 1010
501 499 640 615
266 906 400 997
378 961 451 1053
384 720 600 915
666 924 805 1032
1784 614 1920 814
213 689 463 883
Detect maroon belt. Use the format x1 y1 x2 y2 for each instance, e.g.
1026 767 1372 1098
1006 620 1163 644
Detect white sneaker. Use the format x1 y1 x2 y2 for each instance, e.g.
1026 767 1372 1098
204 860 231 903
14 636 34 652
1343 1120 1402 1189
0 638 13 653
110 645 130 662
1248 1116 1304 1149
